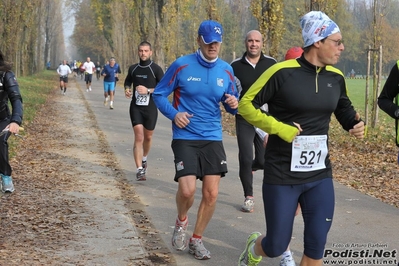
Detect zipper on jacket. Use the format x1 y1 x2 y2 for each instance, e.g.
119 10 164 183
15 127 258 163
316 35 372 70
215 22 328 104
315 66 322 93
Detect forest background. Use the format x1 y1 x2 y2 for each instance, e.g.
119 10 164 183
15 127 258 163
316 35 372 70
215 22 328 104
1 0 399 78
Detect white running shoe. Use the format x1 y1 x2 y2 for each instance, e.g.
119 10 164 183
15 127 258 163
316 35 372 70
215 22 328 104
172 217 188 251
241 196 255 213
280 253 296 266
189 238 211 260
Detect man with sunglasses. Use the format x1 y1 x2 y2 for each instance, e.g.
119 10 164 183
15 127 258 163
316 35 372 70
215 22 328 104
237 11 364 266
153 20 238 260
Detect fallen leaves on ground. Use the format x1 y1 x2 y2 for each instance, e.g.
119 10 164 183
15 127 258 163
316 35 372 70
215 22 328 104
0 89 173 265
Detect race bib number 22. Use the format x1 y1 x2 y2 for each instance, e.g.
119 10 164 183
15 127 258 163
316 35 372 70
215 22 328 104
290 135 328 172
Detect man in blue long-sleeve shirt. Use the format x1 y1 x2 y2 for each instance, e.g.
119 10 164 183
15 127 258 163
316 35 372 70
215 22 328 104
153 20 238 260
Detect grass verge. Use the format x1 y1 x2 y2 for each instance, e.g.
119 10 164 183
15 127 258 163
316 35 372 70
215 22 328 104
8 70 57 156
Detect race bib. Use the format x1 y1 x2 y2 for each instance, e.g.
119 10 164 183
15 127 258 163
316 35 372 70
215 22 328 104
135 91 150 106
290 135 328 172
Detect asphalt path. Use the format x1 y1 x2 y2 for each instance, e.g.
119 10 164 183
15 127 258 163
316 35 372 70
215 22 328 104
77 77 399 266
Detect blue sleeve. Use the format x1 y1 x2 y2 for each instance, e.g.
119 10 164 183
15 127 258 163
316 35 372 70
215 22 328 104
153 62 180 121
221 69 238 115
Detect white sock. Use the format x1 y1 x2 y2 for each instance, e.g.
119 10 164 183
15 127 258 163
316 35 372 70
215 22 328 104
142 156 147 162
282 250 292 258
250 244 261 259
110 101 113 105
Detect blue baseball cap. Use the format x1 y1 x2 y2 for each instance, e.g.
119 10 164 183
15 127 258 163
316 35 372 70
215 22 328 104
198 20 223 44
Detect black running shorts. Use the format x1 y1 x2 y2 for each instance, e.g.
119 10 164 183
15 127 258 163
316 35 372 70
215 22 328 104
171 140 228 182
129 101 158 130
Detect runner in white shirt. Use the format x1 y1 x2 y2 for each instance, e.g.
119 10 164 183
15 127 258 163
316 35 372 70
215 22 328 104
56 60 72 95
82 57 96 91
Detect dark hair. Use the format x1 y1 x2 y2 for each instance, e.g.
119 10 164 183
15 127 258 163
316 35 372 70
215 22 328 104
138 41 152 50
0 50 12 72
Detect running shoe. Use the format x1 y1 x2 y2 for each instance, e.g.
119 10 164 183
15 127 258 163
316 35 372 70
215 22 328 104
136 168 146 181
238 232 262 266
89 87 92 91
1 174 15 193
280 254 296 266
189 238 211 260
172 217 188 251
86 89 89 92
104 98 108 106
142 160 147 173
110 103 114 109
241 196 254 213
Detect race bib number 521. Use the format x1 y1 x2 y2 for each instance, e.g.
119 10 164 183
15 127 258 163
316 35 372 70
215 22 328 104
290 135 328 172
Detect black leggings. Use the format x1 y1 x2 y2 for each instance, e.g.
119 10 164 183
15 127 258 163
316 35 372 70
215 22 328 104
235 114 264 197
0 117 12 176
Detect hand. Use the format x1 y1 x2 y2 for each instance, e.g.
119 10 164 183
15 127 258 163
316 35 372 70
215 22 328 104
224 94 238 109
7 122 20 134
174 112 193 128
136 85 147 95
349 120 365 139
290 122 303 142
125 88 132 99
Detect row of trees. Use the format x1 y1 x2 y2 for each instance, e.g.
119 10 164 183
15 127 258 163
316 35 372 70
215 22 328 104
0 0 65 76
0 0 397 127
1 0 397 77
67 0 399 76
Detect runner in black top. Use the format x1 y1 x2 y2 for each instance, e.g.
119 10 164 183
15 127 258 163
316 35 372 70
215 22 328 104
237 11 365 266
0 49 23 193
95 61 101 80
124 41 164 181
231 30 276 214
378 61 399 150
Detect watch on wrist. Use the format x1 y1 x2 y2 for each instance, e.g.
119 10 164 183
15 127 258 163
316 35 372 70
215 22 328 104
147 89 151 95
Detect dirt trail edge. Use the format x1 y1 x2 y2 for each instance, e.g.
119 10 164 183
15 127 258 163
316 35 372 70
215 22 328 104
0 79 174 266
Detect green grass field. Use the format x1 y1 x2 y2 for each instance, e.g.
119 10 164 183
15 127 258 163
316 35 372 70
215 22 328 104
330 78 396 143
8 70 57 156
